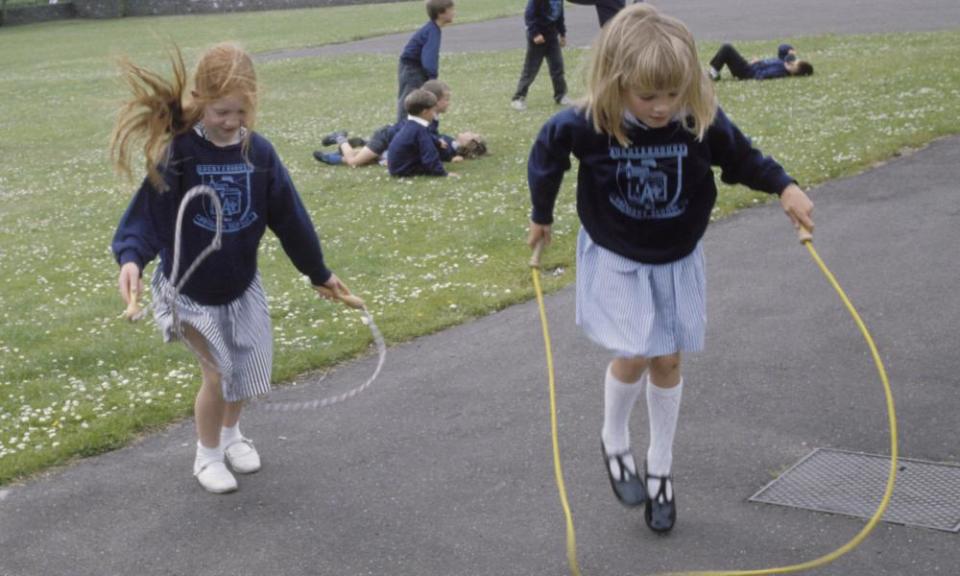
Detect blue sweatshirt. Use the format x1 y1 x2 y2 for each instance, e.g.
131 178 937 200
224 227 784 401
429 117 457 162
528 106 795 264
751 43 795 80
112 130 332 305
400 21 442 79
525 0 566 39
387 118 447 177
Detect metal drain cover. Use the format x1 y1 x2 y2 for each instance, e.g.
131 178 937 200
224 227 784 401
749 448 960 532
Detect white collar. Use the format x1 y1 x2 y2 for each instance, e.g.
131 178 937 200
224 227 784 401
407 115 431 128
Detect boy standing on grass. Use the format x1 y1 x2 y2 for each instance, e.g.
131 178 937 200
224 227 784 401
388 89 453 177
511 0 572 111
397 0 456 123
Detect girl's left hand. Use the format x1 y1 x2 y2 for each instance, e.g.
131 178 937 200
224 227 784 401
314 274 364 309
780 184 815 236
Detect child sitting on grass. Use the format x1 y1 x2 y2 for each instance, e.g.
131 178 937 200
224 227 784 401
387 89 454 177
315 80 486 167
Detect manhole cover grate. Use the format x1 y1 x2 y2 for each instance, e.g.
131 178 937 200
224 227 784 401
749 448 960 532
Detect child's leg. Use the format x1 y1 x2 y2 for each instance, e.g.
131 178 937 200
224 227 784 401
603 356 648 456
512 40 547 101
709 43 752 79
182 325 237 493
397 63 427 123
543 37 568 102
185 327 225 451
646 352 683 497
340 144 381 168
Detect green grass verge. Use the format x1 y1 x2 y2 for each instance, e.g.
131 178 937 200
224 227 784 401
1 4 959 483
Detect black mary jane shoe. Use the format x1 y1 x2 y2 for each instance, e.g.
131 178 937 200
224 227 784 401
601 442 647 507
643 468 677 533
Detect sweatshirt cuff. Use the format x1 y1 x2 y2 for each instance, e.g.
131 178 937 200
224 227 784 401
309 267 333 287
118 250 144 275
531 207 554 225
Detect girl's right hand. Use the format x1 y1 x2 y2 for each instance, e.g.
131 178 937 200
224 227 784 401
527 221 552 250
119 262 142 306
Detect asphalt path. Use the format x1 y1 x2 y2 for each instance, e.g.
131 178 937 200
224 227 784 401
3 2 960 575
259 0 960 61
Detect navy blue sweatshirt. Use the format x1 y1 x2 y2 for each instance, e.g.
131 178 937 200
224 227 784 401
751 43 796 80
400 21 442 79
528 106 795 264
112 130 332 305
387 118 447 177
525 0 566 40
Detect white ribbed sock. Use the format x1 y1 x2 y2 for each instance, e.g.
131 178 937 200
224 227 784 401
220 423 242 447
601 364 645 459
646 376 683 499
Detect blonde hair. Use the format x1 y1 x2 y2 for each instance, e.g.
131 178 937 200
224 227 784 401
584 3 716 146
111 42 258 191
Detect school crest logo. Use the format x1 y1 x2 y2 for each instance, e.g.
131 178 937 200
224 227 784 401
609 144 688 220
193 163 258 232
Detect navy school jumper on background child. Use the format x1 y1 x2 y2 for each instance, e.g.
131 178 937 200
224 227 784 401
708 43 814 81
111 43 354 495
396 0 456 123
387 88 449 177
527 4 813 533
566 0 628 27
511 0 569 110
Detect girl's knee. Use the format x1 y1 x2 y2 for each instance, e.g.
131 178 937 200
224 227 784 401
650 354 681 377
611 356 648 383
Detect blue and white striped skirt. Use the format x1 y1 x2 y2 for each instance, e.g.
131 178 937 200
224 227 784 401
575 228 707 358
151 269 273 402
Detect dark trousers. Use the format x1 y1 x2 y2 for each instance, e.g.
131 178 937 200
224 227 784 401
512 36 567 102
567 0 627 27
397 59 429 123
709 43 755 79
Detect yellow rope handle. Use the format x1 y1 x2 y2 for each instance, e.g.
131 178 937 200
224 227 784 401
531 240 582 576
531 231 897 576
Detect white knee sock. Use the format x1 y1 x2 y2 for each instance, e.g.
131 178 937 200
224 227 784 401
646 376 683 499
601 364 645 458
220 423 242 447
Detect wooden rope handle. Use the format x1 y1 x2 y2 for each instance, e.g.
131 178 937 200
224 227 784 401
123 288 141 322
315 285 365 310
797 224 813 244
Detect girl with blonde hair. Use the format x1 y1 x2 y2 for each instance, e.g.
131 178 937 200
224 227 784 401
526 4 814 532
111 43 355 493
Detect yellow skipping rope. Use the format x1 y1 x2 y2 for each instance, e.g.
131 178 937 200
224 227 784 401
529 227 897 576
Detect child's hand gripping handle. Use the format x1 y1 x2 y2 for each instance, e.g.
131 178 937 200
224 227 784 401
315 284 366 310
530 240 545 269
123 287 141 322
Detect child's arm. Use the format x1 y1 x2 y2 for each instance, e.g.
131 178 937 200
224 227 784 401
528 112 574 227
778 44 796 60
417 129 447 176
708 107 814 232
265 152 333 286
421 25 441 79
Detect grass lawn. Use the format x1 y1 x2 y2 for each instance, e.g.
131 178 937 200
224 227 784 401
1 2 959 484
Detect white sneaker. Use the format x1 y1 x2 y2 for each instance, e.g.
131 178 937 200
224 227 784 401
224 438 261 474
510 99 526 111
557 95 574 106
194 461 238 494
